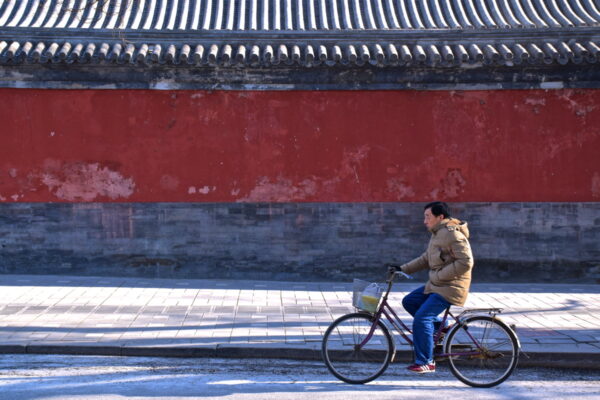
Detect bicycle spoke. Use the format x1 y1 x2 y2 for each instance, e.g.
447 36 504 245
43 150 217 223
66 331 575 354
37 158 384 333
445 316 519 388
322 313 393 384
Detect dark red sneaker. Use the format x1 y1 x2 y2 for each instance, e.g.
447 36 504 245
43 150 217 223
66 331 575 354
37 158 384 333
407 362 436 373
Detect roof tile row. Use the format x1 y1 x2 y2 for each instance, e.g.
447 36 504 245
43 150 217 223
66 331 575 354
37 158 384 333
0 0 598 31
1 39 599 66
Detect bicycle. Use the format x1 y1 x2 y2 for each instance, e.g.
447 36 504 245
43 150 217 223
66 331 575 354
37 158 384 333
321 270 520 388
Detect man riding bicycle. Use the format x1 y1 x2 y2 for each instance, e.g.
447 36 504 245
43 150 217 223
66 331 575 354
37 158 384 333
388 201 474 374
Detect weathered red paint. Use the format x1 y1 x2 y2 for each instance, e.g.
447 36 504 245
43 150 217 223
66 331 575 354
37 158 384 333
0 88 599 202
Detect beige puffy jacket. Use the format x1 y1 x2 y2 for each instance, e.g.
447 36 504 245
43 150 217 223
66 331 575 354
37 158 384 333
400 218 474 306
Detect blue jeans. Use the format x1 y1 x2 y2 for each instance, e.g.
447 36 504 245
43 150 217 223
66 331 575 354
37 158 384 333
402 286 451 365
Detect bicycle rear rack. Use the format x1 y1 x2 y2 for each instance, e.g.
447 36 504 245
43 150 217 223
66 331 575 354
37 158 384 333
457 308 503 319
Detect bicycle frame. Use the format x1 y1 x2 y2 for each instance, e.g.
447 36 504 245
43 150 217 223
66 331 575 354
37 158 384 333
322 274 519 388
358 278 491 358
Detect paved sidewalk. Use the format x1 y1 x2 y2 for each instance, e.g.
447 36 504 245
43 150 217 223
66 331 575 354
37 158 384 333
0 274 599 368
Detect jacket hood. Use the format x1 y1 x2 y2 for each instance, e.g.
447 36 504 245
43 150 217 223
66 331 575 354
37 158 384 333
432 218 470 238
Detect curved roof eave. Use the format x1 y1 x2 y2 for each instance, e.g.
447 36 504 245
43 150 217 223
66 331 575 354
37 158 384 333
0 0 598 67
1 0 599 31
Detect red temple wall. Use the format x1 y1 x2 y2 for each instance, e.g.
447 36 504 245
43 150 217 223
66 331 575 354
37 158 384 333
1 88 599 202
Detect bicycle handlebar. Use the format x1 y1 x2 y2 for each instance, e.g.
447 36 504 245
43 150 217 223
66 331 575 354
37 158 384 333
396 270 413 280
386 269 413 283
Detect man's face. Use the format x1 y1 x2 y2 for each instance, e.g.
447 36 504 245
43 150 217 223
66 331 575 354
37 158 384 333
424 208 445 230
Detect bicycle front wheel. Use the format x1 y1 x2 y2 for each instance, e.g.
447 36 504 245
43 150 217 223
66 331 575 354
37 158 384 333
444 315 519 388
321 312 394 384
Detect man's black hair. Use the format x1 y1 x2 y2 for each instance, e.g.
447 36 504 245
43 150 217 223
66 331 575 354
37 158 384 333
424 201 451 218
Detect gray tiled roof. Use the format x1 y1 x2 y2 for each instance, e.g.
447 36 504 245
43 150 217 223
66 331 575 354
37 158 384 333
2 0 599 30
0 0 599 66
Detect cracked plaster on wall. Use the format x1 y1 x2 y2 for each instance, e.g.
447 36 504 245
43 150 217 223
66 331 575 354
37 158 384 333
38 162 135 201
238 146 370 202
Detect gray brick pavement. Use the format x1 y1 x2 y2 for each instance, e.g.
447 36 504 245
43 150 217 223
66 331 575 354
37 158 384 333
0 274 599 366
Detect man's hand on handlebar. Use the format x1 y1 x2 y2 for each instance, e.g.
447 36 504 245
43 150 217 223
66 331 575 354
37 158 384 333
385 264 412 282
385 263 400 282
385 262 400 271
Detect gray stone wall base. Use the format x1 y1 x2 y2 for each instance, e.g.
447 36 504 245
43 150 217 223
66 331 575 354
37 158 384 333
0 202 598 283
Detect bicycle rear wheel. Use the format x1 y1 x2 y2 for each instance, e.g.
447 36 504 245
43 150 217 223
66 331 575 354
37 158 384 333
321 312 394 384
444 315 519 388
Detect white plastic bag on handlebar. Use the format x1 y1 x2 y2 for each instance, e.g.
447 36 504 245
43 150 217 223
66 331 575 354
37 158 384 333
360 283 382 313
352 279 383 312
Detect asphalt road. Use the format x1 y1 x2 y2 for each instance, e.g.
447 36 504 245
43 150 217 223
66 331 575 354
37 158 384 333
0 354 598 400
